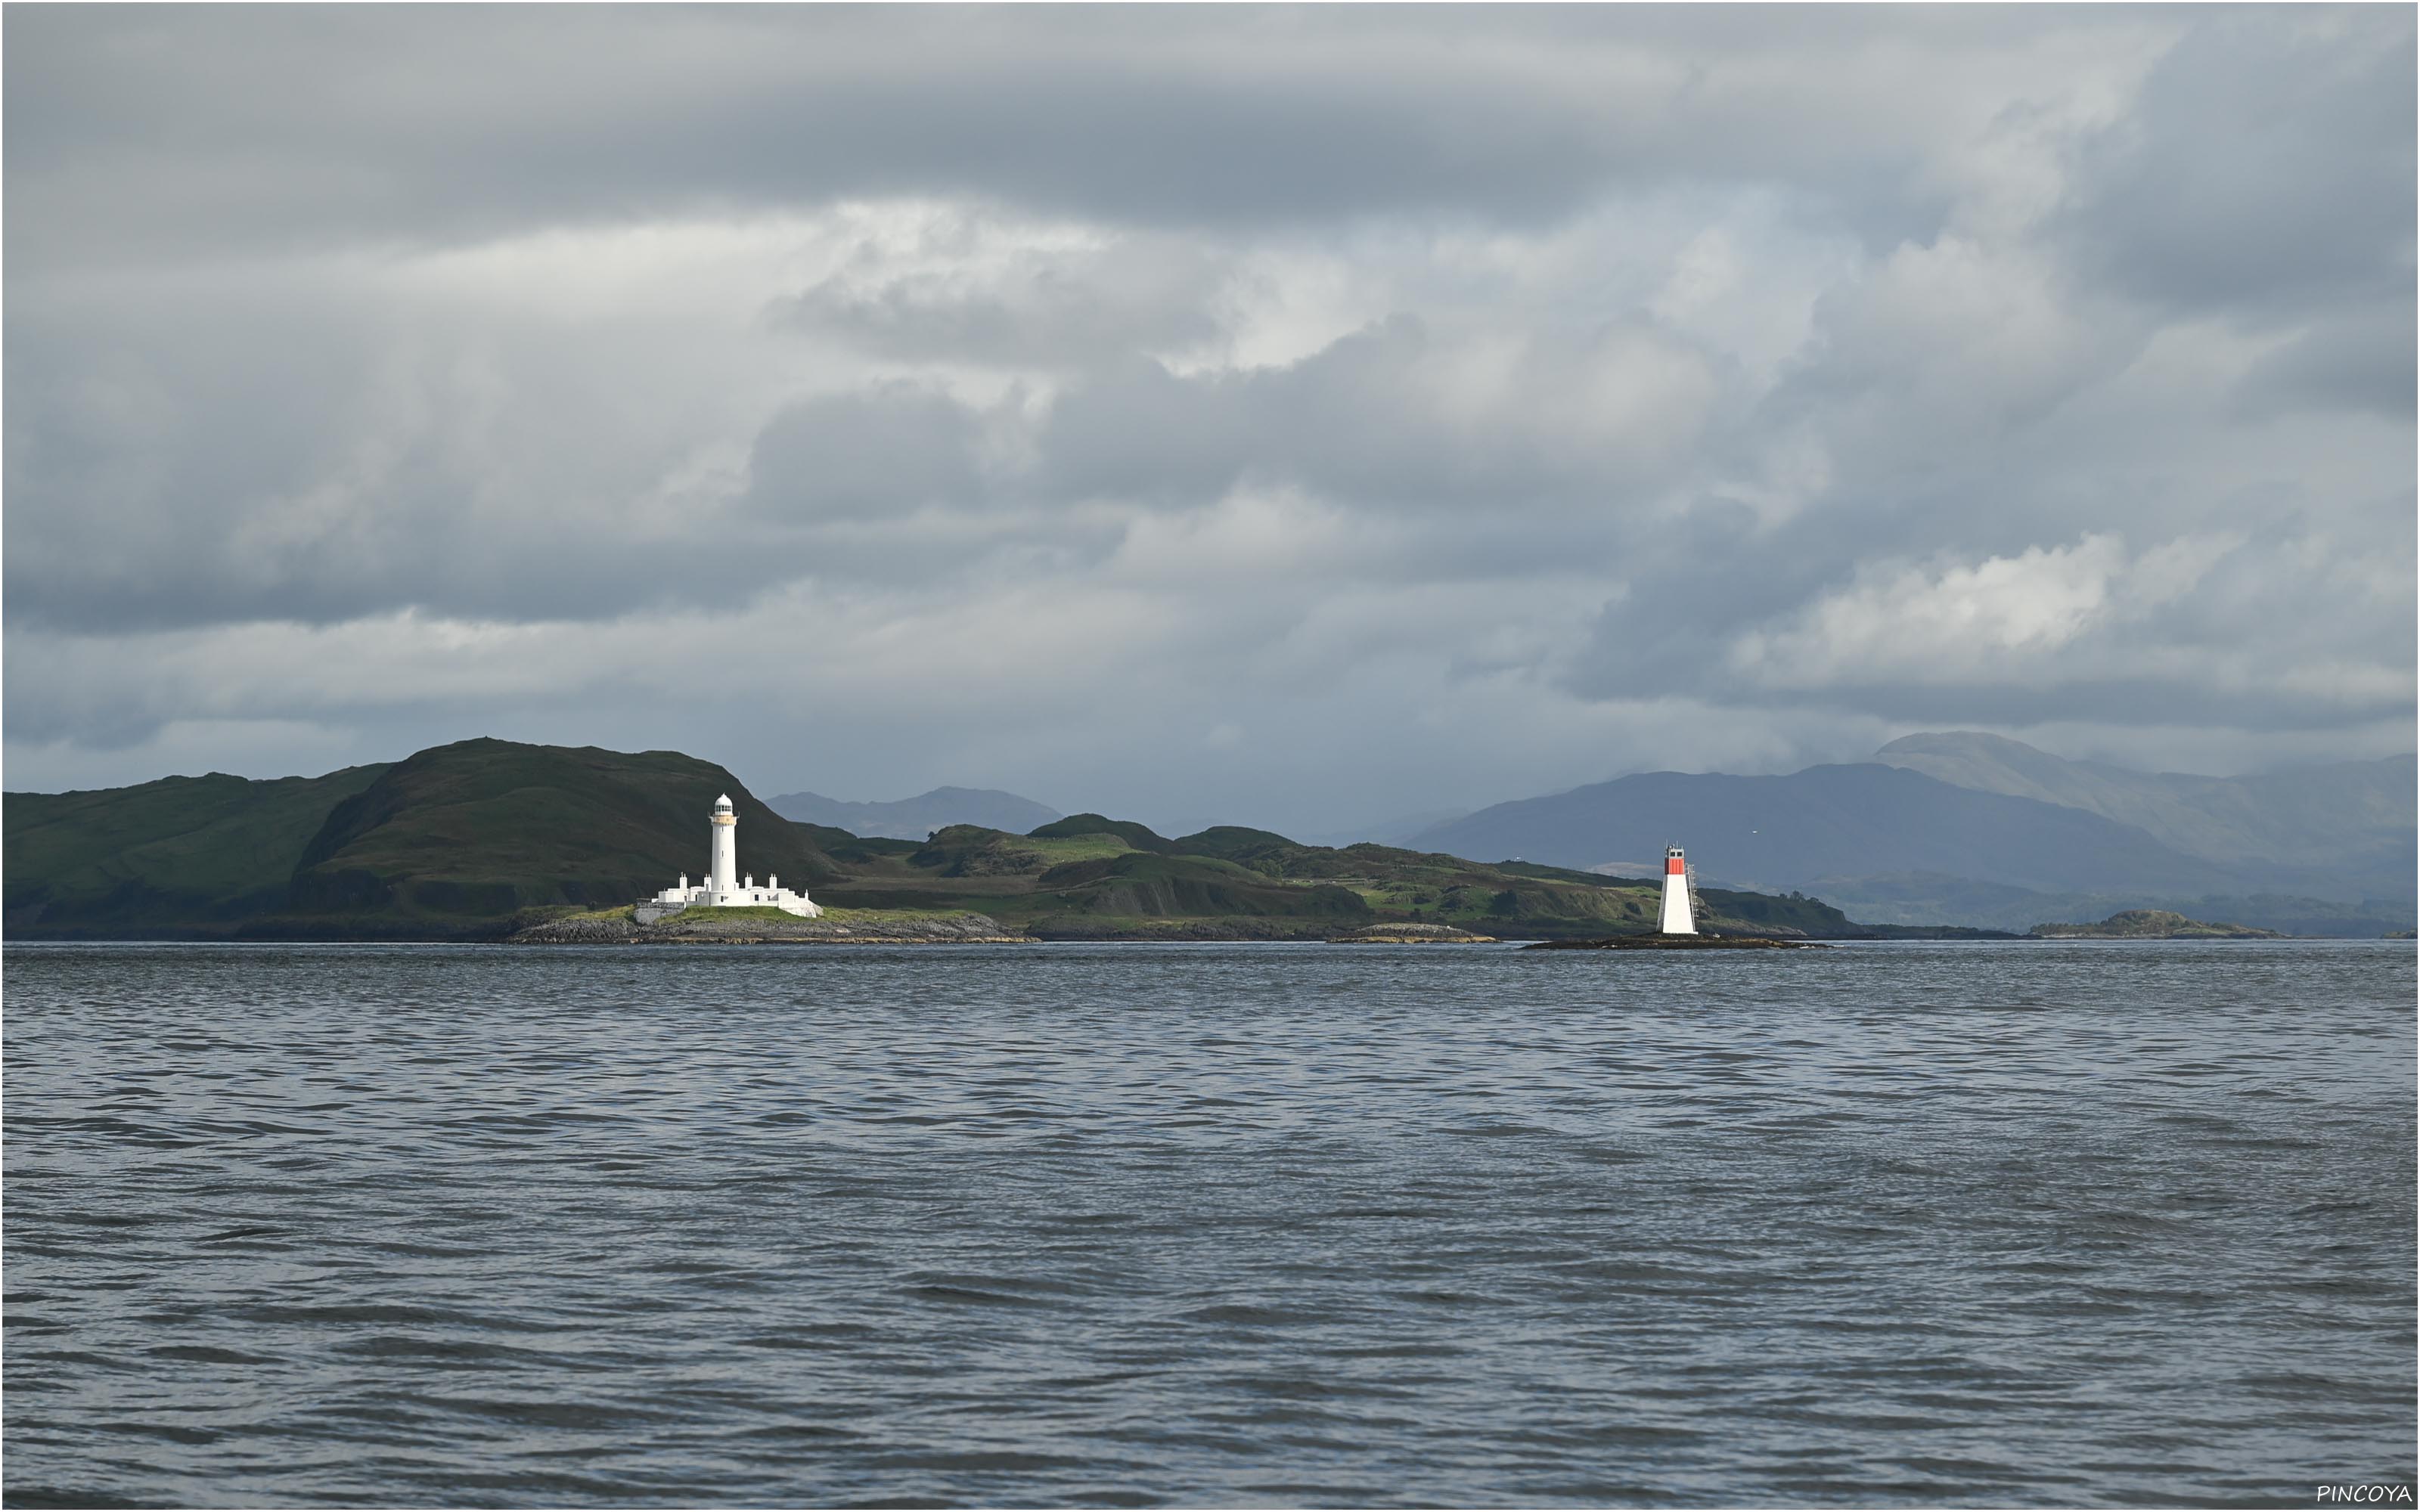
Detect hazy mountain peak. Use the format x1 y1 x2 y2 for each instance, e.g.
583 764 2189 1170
768 787 1063 841
1879 730 2071 766
1878 731 2040 757
1874 731 2415 869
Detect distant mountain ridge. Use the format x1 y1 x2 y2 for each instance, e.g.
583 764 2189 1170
1407 733 2415 933
768 786 1063 840
1875 732 2414 870
1412 763 2246 894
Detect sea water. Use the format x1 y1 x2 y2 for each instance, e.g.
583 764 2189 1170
5 940 2413 1507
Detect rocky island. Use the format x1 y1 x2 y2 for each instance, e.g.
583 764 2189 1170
1328 923 1499 943
1525 934 1825 951
2031 909 2281 939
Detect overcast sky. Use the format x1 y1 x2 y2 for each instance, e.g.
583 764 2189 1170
6 5 2412 835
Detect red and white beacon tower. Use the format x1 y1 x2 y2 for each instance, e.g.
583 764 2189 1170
1659 845 1697 935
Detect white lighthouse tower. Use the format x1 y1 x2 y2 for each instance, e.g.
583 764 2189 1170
635 794 823 922
1658 844 1697 935
709 792 740 900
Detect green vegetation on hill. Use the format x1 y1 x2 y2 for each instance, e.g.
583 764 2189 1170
1037 851 1371 921
790 823 923 866
1027 813 1173 853
6 739 839 938
5 739 1865 941
284 739 842 930
1167 826 1302 863
5 764 390 935
808 811 1857 940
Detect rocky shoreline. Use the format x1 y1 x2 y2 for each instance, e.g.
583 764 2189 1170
1525 934 1825 951
510 909 1025 945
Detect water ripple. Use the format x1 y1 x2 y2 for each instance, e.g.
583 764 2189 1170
5 940 2413 1506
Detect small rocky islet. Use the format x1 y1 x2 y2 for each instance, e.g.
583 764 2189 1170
2030 909 2280 939
1328 923 1500 944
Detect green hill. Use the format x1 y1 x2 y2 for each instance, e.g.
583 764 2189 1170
811 812 1857 940
283 739 842 931
1035 851 1373 922
5 764 390 935
1028 813 1173 853
6 739 839 939
1166 826 1303 864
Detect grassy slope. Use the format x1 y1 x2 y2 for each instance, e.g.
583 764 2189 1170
281 738 842 932
1027 813 1174 853
5 765 392 934
814 815 1857 939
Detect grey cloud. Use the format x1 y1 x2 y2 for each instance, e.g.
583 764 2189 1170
2232 312 2418 418
5 6 2410 818
746 388 988 522
5 8 1649 267
5 6 2184 274
1036 315 1731 511
2057 8 2416 322
4 293 799 633
777 237 1228 368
